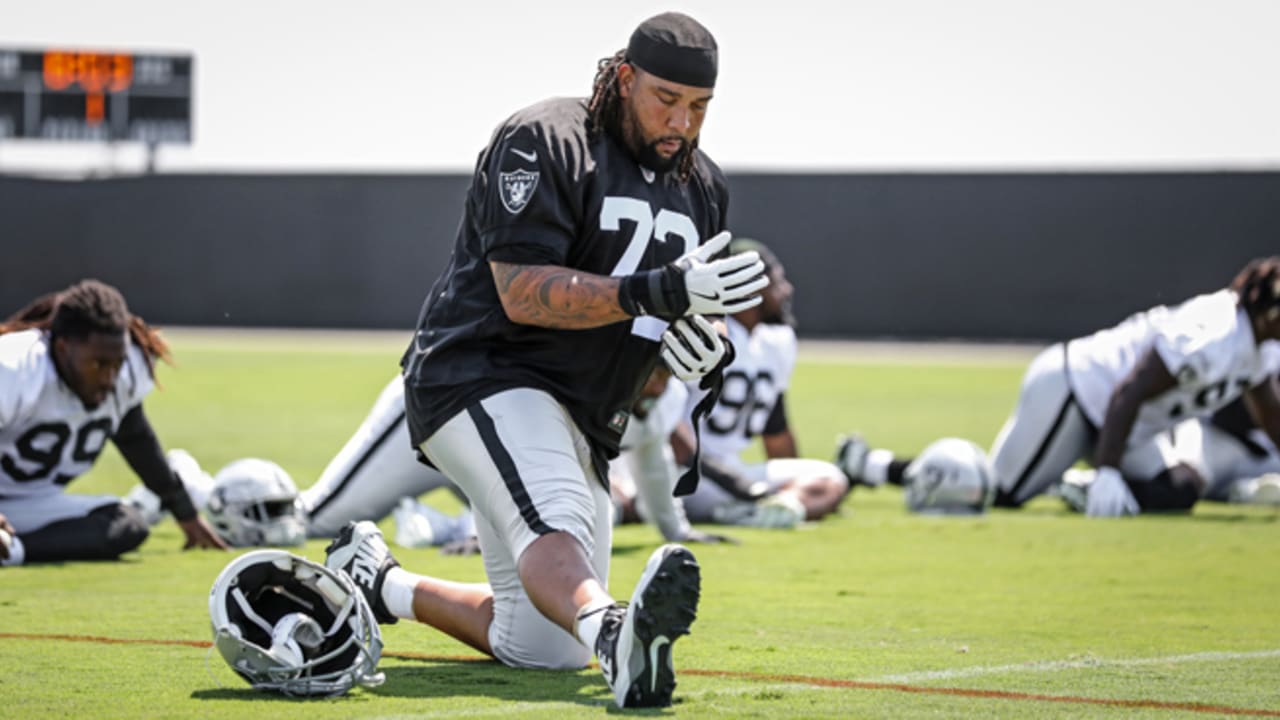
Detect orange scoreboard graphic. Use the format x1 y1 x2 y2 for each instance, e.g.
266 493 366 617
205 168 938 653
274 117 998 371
0 48 192 143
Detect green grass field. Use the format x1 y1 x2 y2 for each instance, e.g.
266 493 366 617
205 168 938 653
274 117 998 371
3 330 1279 719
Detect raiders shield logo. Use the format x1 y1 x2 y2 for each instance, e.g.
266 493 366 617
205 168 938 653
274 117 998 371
499 169 539 214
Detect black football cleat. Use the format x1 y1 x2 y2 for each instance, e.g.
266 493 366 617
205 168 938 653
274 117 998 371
596 544 701 708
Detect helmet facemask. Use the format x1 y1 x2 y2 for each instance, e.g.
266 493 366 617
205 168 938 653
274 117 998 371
209 550 384 697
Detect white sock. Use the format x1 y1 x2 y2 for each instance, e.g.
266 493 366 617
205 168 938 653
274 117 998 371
381 566 420 621
1 532 25 567
865 449 896 486
574 600 614 650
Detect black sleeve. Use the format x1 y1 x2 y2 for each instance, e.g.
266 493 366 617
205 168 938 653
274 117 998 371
112 405 197 521
477 123 576 266
762 393 788 435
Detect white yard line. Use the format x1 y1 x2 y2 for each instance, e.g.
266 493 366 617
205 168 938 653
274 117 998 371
866 648 1280 684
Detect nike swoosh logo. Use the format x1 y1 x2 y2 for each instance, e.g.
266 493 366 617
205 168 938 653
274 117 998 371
509 147 537 163
690 290 721 301
649 635 671 691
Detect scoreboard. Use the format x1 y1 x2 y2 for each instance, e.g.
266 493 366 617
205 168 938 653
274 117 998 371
0 48 192 143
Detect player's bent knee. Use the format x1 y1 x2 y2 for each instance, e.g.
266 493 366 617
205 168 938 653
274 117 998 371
101 502 151 557
533 500 599 557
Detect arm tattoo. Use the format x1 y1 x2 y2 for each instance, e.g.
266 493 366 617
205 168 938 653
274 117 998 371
491 262 631 329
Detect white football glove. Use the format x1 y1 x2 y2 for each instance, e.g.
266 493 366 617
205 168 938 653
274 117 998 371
675 231 769 316
1085 466 1139 517
661 315 728 382
616 231 768 319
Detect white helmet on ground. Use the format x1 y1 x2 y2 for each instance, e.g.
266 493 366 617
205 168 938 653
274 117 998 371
205 459 307 547
208 550 385 697
903 438 994 514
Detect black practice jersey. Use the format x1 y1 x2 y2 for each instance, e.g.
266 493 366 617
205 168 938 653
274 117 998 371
402 97 730 463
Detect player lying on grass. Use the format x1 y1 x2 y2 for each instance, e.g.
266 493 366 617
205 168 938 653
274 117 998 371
839 256 1280 517
0 279 226 567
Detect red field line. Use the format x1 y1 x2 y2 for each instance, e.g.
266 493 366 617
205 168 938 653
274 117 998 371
4 632 1278 716
682 668 1280 716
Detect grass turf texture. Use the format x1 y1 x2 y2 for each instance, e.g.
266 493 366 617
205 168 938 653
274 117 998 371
2 330 1279 718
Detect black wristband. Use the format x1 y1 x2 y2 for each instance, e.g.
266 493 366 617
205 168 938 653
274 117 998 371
157 478 198 522
617 264 689 320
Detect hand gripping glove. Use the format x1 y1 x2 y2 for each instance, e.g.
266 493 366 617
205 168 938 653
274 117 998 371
671 320 738 498
617 231 768 319
1085 466 1140 517
660 315 729 382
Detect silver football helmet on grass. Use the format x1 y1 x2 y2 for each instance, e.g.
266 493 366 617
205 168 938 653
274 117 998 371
903 438 994 514
209 550 385 697
205 459 307 547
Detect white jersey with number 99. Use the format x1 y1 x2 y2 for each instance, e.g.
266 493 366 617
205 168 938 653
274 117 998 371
0 329 153 498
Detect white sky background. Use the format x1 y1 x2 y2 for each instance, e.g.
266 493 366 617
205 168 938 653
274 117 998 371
2 0 1279 174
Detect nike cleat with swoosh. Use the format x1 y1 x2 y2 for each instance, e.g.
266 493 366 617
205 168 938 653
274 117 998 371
596 544 701 708
324 521 401 625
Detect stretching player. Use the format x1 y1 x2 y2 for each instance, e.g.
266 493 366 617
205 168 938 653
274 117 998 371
323 13 764 708
0 280 226 567
839 257 1280 517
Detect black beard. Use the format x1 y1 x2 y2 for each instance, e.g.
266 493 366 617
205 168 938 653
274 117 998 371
635 139 684 173
619 108 685 173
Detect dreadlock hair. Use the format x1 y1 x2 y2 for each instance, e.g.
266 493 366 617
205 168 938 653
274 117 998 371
1230 256 1280 324
0 279 172 379
586 49 699 184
